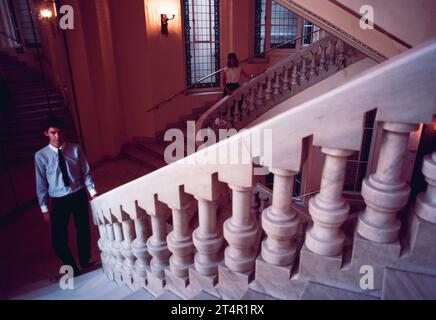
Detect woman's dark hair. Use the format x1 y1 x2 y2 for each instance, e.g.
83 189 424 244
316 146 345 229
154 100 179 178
45 115 65 131
227 52 239 68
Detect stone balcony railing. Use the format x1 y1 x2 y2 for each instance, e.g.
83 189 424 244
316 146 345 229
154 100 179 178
91 37 436 299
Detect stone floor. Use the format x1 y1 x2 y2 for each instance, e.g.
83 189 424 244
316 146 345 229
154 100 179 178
0 158 151 299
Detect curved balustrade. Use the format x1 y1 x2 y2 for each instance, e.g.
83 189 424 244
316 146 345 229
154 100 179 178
91 38 436 299
195 34 361 141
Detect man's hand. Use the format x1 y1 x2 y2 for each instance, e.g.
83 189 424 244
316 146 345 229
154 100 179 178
42 212 50 223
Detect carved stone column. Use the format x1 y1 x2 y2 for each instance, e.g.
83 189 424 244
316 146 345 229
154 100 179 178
131 212 151 290
166 202 195 279
305 147 354 256
104 222 115 280
254 168 301 299
415 152 436 223
188 197 224 298
357 122 419 243
193 199 223 276
112 218 125 285
219 184 259 299
96 216 108 274
261 168 300 265
120 217 136 289
146 213 171 296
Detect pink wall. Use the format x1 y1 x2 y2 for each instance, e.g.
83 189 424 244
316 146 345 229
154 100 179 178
15 0 324 164
336 0 436 47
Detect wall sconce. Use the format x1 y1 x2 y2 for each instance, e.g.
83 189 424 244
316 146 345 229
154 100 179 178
159 8 176 36
38 0 58 37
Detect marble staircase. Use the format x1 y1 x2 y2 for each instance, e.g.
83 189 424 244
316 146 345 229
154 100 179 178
83 38 436 300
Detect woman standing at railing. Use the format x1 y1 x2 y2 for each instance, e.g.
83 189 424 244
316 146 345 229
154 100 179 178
223 53 253 117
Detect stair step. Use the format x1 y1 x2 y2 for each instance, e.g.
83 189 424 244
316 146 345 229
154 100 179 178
122 289 154 300
137 142 167 159
12 269 139 300
12 98 64 109
382 268 436 300
122 145 167 171
240 288 277 300
300 281 378 300
155 291 183 300
191 291 221 300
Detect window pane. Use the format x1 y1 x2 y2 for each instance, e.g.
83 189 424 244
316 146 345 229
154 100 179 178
254 0 267 56
183 0 220 88
270 0 297 49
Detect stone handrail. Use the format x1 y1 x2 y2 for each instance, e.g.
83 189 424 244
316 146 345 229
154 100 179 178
91 37 436 299
195 34 361 143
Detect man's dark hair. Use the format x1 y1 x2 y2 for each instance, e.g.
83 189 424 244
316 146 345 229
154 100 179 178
45 115 65 131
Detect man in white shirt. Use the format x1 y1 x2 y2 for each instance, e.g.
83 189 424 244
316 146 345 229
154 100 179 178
35 116 98 276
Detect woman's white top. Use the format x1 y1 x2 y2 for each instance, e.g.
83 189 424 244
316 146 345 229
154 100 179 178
224 66 241 83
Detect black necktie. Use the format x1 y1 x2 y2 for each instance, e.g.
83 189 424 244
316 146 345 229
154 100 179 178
58 147 70 187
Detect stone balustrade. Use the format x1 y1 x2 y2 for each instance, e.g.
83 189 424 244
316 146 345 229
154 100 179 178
196 36 362 139
90 37 436 299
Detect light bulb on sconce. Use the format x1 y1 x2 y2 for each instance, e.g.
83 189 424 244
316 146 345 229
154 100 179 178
159 8 176 36
39 0 58 37
40 9 53 20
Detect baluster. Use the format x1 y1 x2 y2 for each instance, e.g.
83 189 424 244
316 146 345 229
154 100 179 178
112 216 125 285
415 152 436 223
220 111 227 129
105 222 115 280
273 71 281 96
291 62 298 89
265 76 273 101
193 198 223 276
282 65 290 92
249 87 256 113
146 212 171 295
223 184 259 272
346 45 355 65
299 56 307 84
254 169 301 300
233 93 241 125
337 40 345 69
166 202 195 279
309 50 317 79
240 93 247 123
226 103 232 128
320 45 327 72
131 210 151 290
220 184 260 298
256 82 264 107
96 215 108 274
261 168 300 265
305 148 354 256
357 122 419 243
328 40 337 70
120 215 136 289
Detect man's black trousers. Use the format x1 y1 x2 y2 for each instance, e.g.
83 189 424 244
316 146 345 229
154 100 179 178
51 188 91 272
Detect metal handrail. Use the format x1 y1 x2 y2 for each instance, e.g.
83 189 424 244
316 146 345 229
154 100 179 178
148 29 322 112
0 31 20 43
